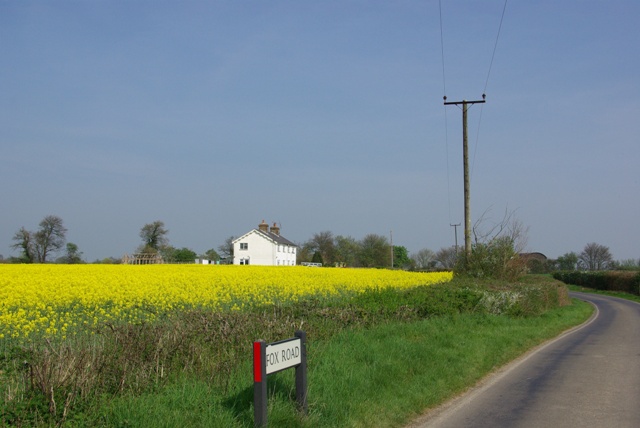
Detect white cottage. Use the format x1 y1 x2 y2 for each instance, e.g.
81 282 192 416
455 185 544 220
233 221 297 266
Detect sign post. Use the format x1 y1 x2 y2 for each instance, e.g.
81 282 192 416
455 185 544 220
253 330 307 427
253 340 268 426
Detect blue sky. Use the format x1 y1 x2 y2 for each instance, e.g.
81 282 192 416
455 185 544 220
1 1 638 262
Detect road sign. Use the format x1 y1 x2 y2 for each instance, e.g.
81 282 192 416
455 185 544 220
265 337 302 375
253 331 307 427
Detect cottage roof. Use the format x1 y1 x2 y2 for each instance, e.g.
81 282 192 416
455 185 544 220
233 229 297 247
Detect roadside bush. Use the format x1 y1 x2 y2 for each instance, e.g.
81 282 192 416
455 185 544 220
455 237 528 281
553 271 640 295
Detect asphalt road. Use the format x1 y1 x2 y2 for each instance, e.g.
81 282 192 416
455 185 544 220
409 292 640 428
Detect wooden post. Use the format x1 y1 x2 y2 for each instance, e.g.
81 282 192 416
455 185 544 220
295 330 308 413
253 340 267 427
462 100 471 258
444 96 486 259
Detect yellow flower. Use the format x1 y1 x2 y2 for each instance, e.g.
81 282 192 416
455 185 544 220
0 264 452 340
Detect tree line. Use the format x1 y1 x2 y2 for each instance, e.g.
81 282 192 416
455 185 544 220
295 231 458 270
5 216 639 272
538 242 640 272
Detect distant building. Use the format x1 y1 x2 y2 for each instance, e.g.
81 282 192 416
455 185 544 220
519 252 548 263
520 252 548 273
232 220 297 266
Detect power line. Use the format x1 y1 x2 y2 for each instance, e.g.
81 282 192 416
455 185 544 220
472 0 508 179
438 0 447 97
439 0 453 225
483 0 509 95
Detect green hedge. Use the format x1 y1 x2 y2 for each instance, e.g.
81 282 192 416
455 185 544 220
553 271 640 295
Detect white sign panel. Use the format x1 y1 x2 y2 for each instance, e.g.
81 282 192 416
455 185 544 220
265 338 302 375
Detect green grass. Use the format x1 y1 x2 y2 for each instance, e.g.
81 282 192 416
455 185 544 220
90 299 593 428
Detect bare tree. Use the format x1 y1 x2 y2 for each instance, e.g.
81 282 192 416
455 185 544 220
578 242 613 271
411 248 436 270
34 215 67 263
217 236 235 263
472 207 529 254
435 246 458 269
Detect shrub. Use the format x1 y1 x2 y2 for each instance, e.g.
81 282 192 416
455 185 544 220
454 237 528 281
553 271 640 295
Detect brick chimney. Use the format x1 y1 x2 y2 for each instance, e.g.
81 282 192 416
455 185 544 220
258 220 269 233
270 222 280 236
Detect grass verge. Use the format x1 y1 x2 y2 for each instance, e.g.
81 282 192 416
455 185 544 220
91 298 592 427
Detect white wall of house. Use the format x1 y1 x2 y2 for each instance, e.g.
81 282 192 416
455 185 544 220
233 230 297 266
276 243 297 266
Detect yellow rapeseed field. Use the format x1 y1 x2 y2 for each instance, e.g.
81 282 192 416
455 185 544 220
0 265 452 340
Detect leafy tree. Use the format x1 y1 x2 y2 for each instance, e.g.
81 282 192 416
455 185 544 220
435 246 458 269
393 246 411 269
309 231 335 266
412 248 436 270
556 252 579 271
297 242 313 264
358 234 390 268
311 251 324 265
334 235 360 267
172 247 198 263
61 242 83 264
11 226 35 263
139 221 169 252
203 249 221 262
578 242 613 271
11 215 67 263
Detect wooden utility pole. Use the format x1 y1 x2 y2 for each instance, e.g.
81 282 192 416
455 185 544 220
444 96 485 258
450 223 461 254
390 230 394 268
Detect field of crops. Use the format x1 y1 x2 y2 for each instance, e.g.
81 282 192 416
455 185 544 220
0 265 452 340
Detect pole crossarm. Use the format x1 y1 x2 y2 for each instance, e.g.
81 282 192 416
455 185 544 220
443 99 486 106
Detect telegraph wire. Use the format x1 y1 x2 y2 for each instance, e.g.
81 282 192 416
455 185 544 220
439 0 454 224
472 0 508 178
483 0 509 96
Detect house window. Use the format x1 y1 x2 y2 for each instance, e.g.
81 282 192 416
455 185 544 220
240 258 250 265
240 243 248 250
